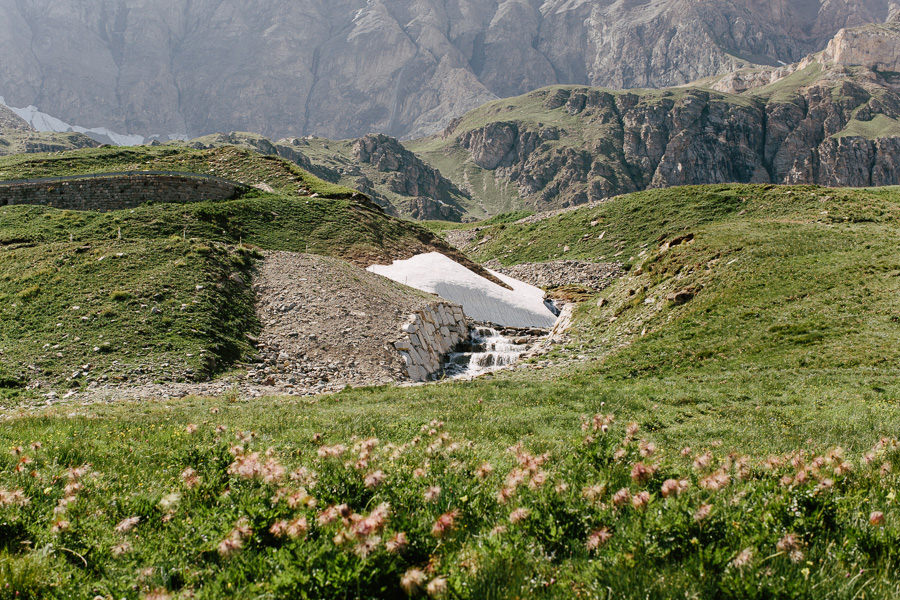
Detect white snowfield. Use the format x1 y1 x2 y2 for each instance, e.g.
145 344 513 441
368 252 558 329
0 96 186 147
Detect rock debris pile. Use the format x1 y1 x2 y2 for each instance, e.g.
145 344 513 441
248 251 448 392
484 260 622 293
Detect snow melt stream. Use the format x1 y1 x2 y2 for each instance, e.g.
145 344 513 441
367 252 558 329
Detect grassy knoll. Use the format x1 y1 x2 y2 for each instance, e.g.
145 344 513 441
3 183 900 597
0 145 352 199
0 239 258 389
0 147 470 391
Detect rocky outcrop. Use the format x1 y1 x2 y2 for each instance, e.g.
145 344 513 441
822 22 900 72
484 260 623 293
352 134 468 220
252 252 466 390
0 105 29 131
187 131 469 220
0 1 891 141
433 43 900 212
0 172 246 211
0 105 99 156
394 303 468 382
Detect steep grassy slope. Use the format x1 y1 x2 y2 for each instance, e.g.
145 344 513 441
0 147 479 390
463 184 900 413
0 239 258 390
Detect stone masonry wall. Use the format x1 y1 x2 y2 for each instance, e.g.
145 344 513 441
394 302 468 382
0 173 245 212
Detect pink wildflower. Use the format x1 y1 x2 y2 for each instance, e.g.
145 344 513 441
364 470 386 488
870 511 886 526
582 484 606 503
699 469 730 492
639 440 657 457
630 462 655 483
660 479 689 498
612 488 631 507
586 527 612 551
401 568 427 595
180 468 201 489
51 519 71 533
693 451 713 472
386 532 409 553
431 510 459 538
424 486 441 502
732 548 754 569
509 508 530 524
115 516 140 534
631 491 651 510
426 576 448 599
694 504 712 522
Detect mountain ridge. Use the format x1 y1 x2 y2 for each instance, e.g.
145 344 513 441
0 0 893 141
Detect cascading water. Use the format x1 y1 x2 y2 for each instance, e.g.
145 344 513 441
446 326 530 378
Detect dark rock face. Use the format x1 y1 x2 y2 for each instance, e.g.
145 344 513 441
445 74 900 211
351 134 469 220
0 0 890 140
0 105 29 131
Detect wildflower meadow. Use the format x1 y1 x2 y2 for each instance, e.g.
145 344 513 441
1 409 898 599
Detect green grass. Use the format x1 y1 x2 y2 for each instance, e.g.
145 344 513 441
0 145 354 199
0 146 474 391
4 183 900 596
0 193 448 267
0 238 258 389
418 210 534 234
834 114 900 139
0 394 899 599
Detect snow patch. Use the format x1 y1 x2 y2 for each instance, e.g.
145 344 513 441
0 96 187 146
368 252 558 328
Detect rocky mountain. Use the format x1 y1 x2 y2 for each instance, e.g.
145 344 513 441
407 18 900 214
187 131 471 220
0 103 99 156
0 0 893 141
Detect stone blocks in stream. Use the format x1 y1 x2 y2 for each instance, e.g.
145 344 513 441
394 302 468 382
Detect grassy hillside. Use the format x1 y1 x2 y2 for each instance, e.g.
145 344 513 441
0 145 353 199
3 184 900 597
0 239 258 390
465 184 900 379
0 146 477 391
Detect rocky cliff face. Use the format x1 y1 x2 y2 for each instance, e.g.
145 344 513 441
351 135 469 220
0 104 28 131
413 21 900 213
0 0 891 141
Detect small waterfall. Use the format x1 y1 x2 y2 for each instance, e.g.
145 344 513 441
446 326 529 378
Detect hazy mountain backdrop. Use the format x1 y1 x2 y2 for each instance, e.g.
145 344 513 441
0 0 894 140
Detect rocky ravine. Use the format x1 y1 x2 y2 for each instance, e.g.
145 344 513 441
410 19 900 213
0 0 892 141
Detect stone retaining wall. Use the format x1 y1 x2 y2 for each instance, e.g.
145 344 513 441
394 302 468 381
0 173 246 211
